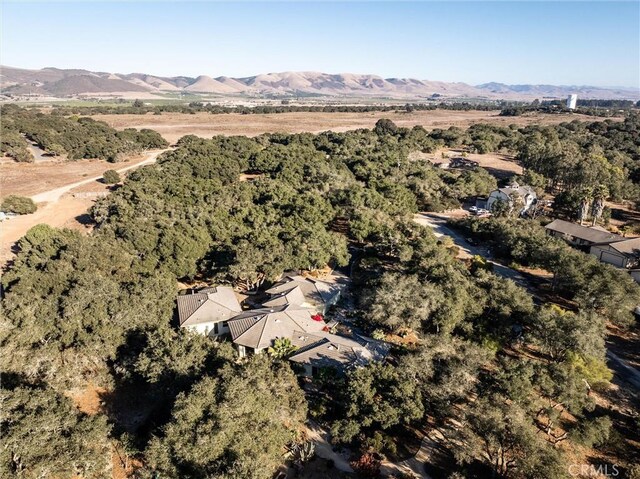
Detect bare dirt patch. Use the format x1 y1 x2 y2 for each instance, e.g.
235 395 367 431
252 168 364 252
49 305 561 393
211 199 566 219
93 110 600 144
0 188 103 266
0 152 149 198
414 147 523 178
67 382 108 415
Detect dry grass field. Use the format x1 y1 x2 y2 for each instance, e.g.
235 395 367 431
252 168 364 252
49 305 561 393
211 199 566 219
93 110 600 144
0 152 152 197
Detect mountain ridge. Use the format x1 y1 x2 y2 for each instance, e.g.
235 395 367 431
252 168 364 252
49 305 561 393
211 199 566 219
1 65 638 100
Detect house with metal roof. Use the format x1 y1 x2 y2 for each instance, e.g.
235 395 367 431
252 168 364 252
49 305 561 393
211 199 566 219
263 274 346 314
544 219 623 247
176 286 243 337
486 182 537 215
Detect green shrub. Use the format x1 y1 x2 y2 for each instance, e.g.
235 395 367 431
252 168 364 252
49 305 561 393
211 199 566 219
1 195 37 214
103 169 121 184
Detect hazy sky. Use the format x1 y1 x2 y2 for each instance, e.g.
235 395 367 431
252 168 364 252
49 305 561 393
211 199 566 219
2 1 639 87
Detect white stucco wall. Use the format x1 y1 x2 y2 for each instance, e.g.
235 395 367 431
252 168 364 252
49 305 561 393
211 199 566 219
590 245 627 268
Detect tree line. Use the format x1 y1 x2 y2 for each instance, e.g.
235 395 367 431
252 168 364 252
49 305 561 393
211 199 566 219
0 104 168 162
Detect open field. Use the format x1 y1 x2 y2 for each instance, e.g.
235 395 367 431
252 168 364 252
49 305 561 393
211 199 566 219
0 150 169 265
0 150 164 198
93 110 603 144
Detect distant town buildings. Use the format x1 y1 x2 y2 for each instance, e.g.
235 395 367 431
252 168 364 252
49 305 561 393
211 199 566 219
567 94 578 110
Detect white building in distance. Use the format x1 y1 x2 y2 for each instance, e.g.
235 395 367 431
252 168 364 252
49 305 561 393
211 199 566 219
567 94 578 110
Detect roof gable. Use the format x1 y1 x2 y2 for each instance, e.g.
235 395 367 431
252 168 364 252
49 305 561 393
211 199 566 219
227 305 326 350
264 274 344 310
545 219 623 244
177 286 242 327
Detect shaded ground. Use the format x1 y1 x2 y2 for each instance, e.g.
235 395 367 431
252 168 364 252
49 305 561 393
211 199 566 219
93 110 601 144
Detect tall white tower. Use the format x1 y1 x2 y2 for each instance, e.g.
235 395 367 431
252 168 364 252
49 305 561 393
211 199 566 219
567 94 578 110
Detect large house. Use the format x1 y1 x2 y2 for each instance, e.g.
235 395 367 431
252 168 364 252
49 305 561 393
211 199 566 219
177 286 243 337
545 219 623 248
227 305 328 357
486 182 537 215
263 274 346 315
176 273 386 376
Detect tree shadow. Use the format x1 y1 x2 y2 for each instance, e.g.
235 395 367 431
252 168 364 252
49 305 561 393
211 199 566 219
75 213 96 226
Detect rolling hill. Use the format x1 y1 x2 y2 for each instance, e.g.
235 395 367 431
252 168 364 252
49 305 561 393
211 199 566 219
1 65 638 100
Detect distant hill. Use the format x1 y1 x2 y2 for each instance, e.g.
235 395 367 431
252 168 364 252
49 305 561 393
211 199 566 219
1 65 638 100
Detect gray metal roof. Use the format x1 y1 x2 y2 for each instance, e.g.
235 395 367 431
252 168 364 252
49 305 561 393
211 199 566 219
545 219 623 244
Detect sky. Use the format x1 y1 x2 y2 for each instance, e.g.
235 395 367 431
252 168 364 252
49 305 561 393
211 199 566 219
1 1 639 87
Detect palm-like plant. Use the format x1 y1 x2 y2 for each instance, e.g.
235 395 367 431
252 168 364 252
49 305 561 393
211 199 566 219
578 186 593 225
591 184 609 226
268 337 298 359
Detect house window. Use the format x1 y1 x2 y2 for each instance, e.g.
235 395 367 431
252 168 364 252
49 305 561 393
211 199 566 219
222 321 229 329
214 323 219 335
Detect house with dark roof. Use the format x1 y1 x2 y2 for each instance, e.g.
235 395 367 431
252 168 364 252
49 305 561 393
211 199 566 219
289 331 390 377
176 286 242 337
545 219 623 247
590 237 640 270
486 182 537 215
264 274 346 315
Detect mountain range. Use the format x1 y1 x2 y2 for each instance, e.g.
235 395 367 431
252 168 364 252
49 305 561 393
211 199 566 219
1 65 638 101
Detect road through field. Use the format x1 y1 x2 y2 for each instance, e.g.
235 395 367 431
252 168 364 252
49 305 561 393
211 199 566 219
1 149 170 265
30 149 169 203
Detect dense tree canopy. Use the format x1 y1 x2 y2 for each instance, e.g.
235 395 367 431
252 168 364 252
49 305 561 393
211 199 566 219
0 104 168 162
2 114 638 478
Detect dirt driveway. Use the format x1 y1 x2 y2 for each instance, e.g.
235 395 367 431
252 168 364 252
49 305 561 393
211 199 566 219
0 149 169 266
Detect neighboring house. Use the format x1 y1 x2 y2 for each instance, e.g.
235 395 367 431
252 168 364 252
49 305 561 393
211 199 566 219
263 274 346 315
227 305 328 357
486 182 537 215
590 237 640 269
177 286 243 337
289 331 389 377
545 219 623 248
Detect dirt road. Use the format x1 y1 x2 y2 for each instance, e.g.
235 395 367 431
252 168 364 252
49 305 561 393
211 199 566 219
414 212 531 289
414 212 640 393
1 149 170 265
31 149 168 203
